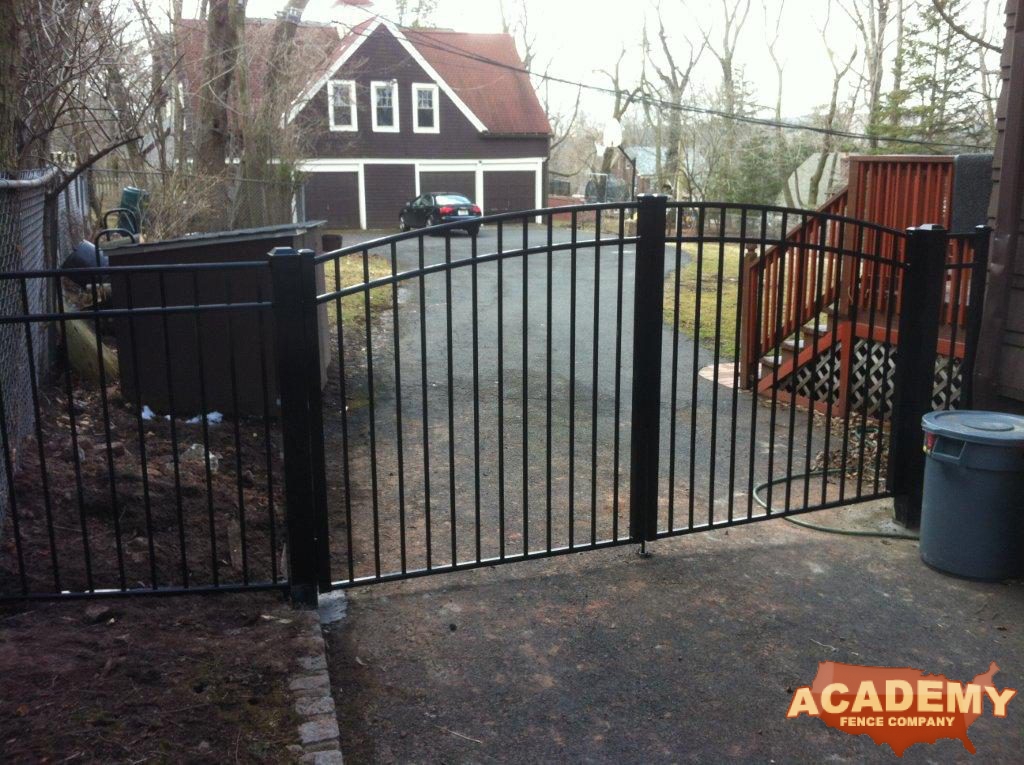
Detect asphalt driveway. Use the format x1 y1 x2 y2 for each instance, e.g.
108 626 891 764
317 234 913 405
323 509 1024 764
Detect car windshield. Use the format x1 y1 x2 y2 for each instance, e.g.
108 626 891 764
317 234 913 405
435 194 472 206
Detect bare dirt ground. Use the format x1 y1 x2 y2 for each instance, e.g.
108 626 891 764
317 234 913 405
0 378 285 596
0 592 304 763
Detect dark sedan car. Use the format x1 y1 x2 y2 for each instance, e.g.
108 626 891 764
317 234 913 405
399 192 482 235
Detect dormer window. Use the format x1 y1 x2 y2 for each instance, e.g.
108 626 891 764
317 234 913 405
371 80 399 132
412 83 439 133
328 79 356 131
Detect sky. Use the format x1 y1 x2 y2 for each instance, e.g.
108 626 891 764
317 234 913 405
181 0 1005 127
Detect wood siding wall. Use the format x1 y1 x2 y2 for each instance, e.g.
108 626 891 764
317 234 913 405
978 0 1024 407
295 25 548 161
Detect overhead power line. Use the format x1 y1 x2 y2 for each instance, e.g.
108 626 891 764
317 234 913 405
335 10 989 152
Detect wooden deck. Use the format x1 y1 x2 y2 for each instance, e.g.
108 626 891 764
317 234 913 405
740 155 983 415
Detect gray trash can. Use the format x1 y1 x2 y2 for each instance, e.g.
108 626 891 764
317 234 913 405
920 410 1024 580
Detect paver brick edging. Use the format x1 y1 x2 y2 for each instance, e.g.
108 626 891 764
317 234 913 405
287 599 345 764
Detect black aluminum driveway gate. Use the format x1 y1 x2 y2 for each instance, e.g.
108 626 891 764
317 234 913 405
279 196 985 605
0 197 986 603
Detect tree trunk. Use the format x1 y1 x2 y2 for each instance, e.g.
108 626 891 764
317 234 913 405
196 0 244 226
197 0 243 177
266 0 309 97
663 87 682 190
0 0 21 172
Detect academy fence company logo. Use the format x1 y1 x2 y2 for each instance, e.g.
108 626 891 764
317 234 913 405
786 661 1016 757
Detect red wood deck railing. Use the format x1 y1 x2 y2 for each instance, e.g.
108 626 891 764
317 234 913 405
740 155 977 392
739 189 848 387
842 156 955 324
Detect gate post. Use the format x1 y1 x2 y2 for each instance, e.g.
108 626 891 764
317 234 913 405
270 247 326 607
629 194 668 543
888 225 948 528
298 249 332 592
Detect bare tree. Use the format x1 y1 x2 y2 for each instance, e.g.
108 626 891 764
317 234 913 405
701 0 752 119
196 0 245 178
808 4 857 206
267 1 311 94
930 0 1001 53
678 95 727 202
395 0 438 28
974 0 999 146
596 48 642 195
699 0 752 200
763 0 793 205
644 2 705 194
499 0 537 71
500 1 580 158
925 0 1000 147
130 0 181 175
231 1 319 226
1 0 171 190
838 0 894 147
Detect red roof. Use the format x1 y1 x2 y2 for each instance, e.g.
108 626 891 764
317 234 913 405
176 18 550 137
176 18 342 120
403 28 551 135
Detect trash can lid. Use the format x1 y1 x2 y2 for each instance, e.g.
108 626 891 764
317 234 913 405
922 410 1024 445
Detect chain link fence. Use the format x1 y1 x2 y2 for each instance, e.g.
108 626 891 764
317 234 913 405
0 166 304 536
0 170 89 531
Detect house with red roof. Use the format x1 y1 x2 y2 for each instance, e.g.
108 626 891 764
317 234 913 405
178 9 551 230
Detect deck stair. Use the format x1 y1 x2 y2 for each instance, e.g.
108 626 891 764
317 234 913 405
740 154 978 414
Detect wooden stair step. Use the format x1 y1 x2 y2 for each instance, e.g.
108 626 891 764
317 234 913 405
801 321 831 338
760 347 795 369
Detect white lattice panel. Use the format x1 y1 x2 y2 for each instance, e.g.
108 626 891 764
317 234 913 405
782 343 842 404
847 340 961 416
773 338 962 415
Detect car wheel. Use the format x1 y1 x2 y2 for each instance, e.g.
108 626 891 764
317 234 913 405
466 225 480 237
399 214 410 232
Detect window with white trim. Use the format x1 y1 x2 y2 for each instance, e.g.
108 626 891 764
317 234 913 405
412 83 439 133
371 80 399 132
327 80 357 131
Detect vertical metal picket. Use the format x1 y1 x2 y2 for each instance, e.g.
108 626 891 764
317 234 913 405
628 195 667 543
888 224 948 528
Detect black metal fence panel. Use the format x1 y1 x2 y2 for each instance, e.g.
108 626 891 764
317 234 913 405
1 198 987 601
0 260 285 600
655 202 908 537
313 204 640 588
308 200 974 593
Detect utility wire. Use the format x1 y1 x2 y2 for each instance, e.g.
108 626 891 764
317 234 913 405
335 10 989 152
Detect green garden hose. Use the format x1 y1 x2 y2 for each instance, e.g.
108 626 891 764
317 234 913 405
752 469 920 540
